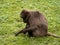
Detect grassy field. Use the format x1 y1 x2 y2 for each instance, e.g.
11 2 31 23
0 0 60 45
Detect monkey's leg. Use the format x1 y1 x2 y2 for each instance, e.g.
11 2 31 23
15 26 37 36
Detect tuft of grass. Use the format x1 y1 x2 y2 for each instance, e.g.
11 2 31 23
0 0 60 45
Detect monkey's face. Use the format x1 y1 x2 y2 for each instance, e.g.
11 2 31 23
20 10 30 23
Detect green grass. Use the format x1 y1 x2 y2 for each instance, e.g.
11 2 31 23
0 0 60 45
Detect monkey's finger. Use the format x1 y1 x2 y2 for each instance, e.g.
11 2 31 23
15 32 19 36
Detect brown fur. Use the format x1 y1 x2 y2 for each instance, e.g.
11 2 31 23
15 10 60 38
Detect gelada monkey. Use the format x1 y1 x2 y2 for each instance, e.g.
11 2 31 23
15 10 60 38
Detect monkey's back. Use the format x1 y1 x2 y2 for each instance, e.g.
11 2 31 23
29 14 48 37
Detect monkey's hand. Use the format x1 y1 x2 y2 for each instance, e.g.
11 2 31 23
15 32 19 36
15 30 26 36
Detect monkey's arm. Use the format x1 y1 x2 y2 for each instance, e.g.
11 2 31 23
23 24 30 34
15 26 37 36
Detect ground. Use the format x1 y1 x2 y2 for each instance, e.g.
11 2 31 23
0 0 60 45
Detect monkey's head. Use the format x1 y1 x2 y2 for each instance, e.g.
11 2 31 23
20 10 41 23
20 10 31 23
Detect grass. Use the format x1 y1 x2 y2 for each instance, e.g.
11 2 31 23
0 0 60 45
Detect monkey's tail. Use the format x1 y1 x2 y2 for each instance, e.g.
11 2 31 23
47 32 60 38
